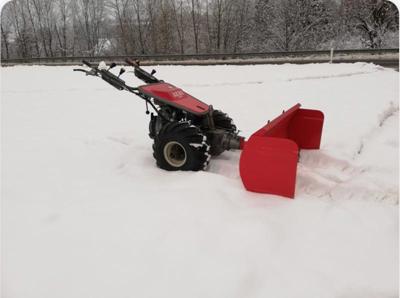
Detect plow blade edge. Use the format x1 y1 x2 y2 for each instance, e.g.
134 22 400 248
239 104 324 198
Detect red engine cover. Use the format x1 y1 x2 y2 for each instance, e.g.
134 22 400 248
138 83 210 115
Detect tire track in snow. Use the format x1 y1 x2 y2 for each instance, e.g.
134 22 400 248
297 151 368 199
298 102 399 203
354 101 399 158
286 68 382 81
181 81 263 88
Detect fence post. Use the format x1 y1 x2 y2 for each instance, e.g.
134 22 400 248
330 48 334 63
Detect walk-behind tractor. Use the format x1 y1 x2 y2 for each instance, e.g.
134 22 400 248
74 60 324 198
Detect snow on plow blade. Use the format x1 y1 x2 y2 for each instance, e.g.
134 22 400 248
239 104 324 198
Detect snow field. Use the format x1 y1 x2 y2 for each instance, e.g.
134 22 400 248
1 63 398 298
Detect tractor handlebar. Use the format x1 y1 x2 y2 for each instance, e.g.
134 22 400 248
125 58 160 84
100 69 126 91
125 58 138 68
74 60 133 92
73 59 167 119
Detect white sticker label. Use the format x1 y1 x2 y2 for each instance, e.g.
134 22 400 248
172 90 185 98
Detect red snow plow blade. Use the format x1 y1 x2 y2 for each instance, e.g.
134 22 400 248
239 104 324 198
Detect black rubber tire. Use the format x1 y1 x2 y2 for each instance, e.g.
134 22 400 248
153 121 211 171
213 110 237 133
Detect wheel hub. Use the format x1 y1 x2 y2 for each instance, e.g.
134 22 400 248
163 141 187 168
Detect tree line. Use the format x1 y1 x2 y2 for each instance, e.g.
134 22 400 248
1 0 398 60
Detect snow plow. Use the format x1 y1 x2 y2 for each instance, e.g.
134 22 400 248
240 104 324 198
74 60 324 198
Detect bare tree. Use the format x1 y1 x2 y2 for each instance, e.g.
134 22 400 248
1 13 11 59
257 0 335 51
232 0 251 53
211 0 223 51
54 0 69 56
158 0 175 53
25 0 41 56
253 0 273 51
0 0 398 60
9 0 31 58
145 0 159 54
75 0 106 56
30 0 55 57
221 0 234 51
132 0 146 54
170 0 186 54
188 0 200 53
354 0 398 48
205 0 212 51
109 0 130 54
206 0 235 52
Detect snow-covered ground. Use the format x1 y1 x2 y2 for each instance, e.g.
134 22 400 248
2 63 398 298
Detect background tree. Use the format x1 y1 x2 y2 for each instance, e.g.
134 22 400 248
1 0 398 59
354 0 399 48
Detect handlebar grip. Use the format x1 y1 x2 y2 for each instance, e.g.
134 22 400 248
125 58 138 67
82 60 92 68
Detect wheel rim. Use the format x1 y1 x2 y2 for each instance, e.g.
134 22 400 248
163 141 187 168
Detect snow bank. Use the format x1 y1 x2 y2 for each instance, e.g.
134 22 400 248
2 63 398 298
